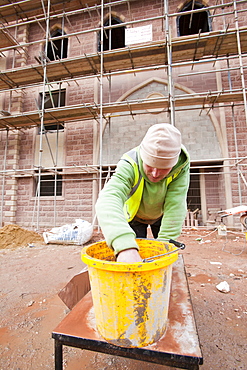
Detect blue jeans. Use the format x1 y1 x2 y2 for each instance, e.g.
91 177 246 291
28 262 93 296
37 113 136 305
129 217 162 239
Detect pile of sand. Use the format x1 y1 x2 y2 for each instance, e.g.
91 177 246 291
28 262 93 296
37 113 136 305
0 224 44 249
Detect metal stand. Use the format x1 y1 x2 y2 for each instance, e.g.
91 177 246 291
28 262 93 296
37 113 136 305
52 256 203 369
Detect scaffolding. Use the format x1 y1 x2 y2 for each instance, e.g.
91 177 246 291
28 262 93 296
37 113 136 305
0 0 247 229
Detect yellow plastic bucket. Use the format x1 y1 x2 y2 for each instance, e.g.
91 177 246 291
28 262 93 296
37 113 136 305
81 238 178 348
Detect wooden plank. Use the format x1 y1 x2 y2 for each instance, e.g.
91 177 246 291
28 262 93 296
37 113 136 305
1 26 247 91
0 104 98 129
0 91 244 130
0 30 17 48
0 0 96 23
173 92 244 106
172 27 247 59
103 91 244 114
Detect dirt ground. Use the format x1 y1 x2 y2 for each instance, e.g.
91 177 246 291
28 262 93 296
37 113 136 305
0 224 247 370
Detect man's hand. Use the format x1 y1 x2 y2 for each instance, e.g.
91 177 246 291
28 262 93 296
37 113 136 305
116 248 142 263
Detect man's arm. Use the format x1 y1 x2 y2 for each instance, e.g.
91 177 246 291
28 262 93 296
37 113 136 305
95 159 140 256
116 248 142 262
158 162 190 240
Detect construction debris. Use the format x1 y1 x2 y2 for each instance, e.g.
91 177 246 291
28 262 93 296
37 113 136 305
216 281 231 293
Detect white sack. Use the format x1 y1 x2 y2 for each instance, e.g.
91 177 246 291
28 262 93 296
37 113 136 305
43 219 93 245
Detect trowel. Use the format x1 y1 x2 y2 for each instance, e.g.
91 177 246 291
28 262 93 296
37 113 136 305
58 266 91 310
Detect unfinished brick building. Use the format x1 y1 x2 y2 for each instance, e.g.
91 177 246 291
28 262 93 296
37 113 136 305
0 0 246 230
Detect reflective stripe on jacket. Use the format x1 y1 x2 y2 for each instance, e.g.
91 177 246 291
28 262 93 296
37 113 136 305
122 148 181 222
122 149 144 222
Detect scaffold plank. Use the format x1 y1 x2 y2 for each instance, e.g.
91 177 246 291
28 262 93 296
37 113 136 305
0 91 244 130
0 0 97 22
0 30 17 48
0 26 246 91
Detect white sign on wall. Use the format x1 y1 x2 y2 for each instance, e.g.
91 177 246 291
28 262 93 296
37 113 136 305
125 24 152 45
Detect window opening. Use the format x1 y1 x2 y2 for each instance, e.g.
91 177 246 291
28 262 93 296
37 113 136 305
178 2 210 36
39 89 65 132
99 16 125 51
100 165 116 186
187 169 201 212
46 29 68 61
35 170 62 197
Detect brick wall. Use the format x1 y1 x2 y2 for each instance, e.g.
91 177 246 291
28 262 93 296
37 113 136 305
102 77 222 164
1 0 246 228
14 120 94 228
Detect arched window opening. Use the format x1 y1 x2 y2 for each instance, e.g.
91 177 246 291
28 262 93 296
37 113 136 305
178 2 210 36
46 29 68 61
98 16 125 51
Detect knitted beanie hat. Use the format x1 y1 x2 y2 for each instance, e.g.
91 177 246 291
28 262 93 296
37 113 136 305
140 123 182 169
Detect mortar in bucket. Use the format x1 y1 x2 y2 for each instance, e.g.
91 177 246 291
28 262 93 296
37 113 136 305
81 238 179 348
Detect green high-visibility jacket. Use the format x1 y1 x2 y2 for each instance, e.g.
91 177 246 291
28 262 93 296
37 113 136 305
122 148 183 222
95 145 190 255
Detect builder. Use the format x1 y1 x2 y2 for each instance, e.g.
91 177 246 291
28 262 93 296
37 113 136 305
95 123 190 263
